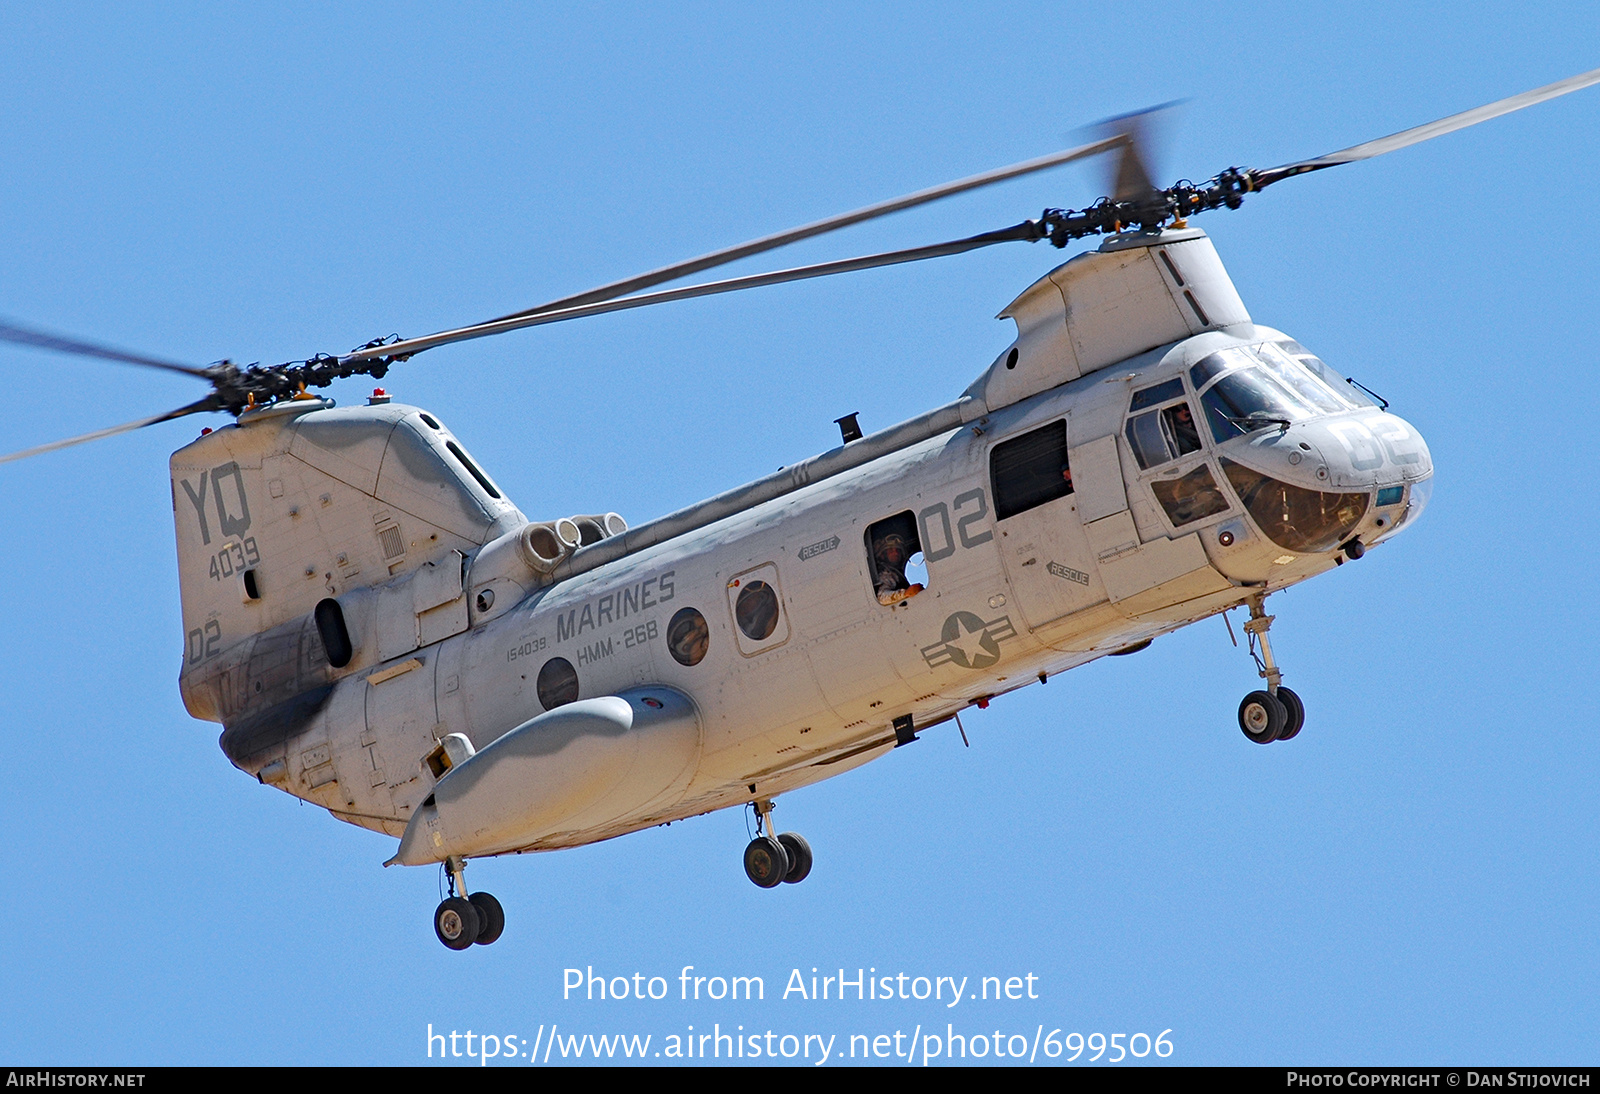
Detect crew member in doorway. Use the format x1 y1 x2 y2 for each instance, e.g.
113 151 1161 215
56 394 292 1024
870 515 924 606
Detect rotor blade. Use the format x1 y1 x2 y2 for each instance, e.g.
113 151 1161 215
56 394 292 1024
344 222 1042 363
481 136 1125 326
1255 66 1600 186
1088 102 1182 203
0 318 210 378
0 397 218 466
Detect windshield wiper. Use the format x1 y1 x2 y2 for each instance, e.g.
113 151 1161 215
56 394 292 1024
1345 377 1390 409
1226 413 1292 434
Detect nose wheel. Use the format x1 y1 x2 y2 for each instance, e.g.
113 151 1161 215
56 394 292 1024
742 799 814 888
433 856 506 950
1233 596 1306 745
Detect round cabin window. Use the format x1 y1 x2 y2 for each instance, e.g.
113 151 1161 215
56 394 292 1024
667 607 710 667
734 580 780 641
536 656 579 710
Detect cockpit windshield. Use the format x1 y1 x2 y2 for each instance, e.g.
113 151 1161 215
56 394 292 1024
1192 349 1313 442
1189 342 1371 442
1276 340 1377 410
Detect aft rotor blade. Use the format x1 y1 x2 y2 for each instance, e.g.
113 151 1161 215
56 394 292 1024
482 136 1125 325
1254 66 1600 187
0 397 218 466
0 318 211 378
343 222 1041 363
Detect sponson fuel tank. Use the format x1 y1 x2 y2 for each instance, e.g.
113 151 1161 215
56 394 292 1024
389 686 702 864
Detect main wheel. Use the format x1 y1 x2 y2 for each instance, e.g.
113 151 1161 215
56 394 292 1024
469 891 506 945
1274 687 1305 742
434 897 481 950
743 836 790 889
777 832 813 884
1238 690 1286 745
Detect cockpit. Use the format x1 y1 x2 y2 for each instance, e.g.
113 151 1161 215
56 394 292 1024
1119 335 1432 567
1190 341 1376 442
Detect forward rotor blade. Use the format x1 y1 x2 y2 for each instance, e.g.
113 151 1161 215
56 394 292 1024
0 318 210 378
482 136 1125 325
1089 102 1182 203
0 397 218 466
1255 66 1600 187
344 222 1041 363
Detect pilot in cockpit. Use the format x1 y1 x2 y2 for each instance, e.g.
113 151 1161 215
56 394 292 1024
1167 403 1202 454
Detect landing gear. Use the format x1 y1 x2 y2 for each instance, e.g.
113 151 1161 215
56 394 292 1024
470 891 506 945
1275 686 1306 742
778 832 813 884
743 798 813 888
435 897 480 950
1238 690 1285 744
1234 595 1307 745
433 856 505 950
743 836 788 888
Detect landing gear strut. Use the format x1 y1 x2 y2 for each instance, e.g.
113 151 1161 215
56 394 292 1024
743 798 813 888
433 855 505 950
1235 594 1306 745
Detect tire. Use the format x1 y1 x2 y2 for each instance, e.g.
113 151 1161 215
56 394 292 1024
743 836 790 889
1275 687 1305 742
469 891 506 945
777 832 813 884
1238 690 1285 745
435 897 481 950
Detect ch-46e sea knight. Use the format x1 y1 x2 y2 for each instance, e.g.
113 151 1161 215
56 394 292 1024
6 70 1596 948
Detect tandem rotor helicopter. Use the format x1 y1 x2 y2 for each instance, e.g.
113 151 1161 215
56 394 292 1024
5 69 1597 950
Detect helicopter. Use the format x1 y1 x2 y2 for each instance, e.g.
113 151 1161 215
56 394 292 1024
4 68 1595 951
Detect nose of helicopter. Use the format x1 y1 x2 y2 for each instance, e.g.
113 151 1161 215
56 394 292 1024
1211 410 1433 566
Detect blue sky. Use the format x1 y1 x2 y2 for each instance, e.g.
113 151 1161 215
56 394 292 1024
1 3 1597 1066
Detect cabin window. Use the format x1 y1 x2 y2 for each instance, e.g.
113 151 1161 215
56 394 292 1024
725 564 790 655
667 607 710 666
991 420 1072 521
536 656 579 710
864 511 926 606
734 581 781 641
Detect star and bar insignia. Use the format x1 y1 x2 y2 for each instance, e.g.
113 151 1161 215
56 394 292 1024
921 610 1018 670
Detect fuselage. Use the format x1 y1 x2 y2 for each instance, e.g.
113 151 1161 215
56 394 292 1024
171 230 1432 864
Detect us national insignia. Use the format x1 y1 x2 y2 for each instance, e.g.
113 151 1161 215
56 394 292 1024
921 610 1018 670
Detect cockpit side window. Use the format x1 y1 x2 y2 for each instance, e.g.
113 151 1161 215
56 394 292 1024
1125 381 1203 470
1130 378 1184 411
